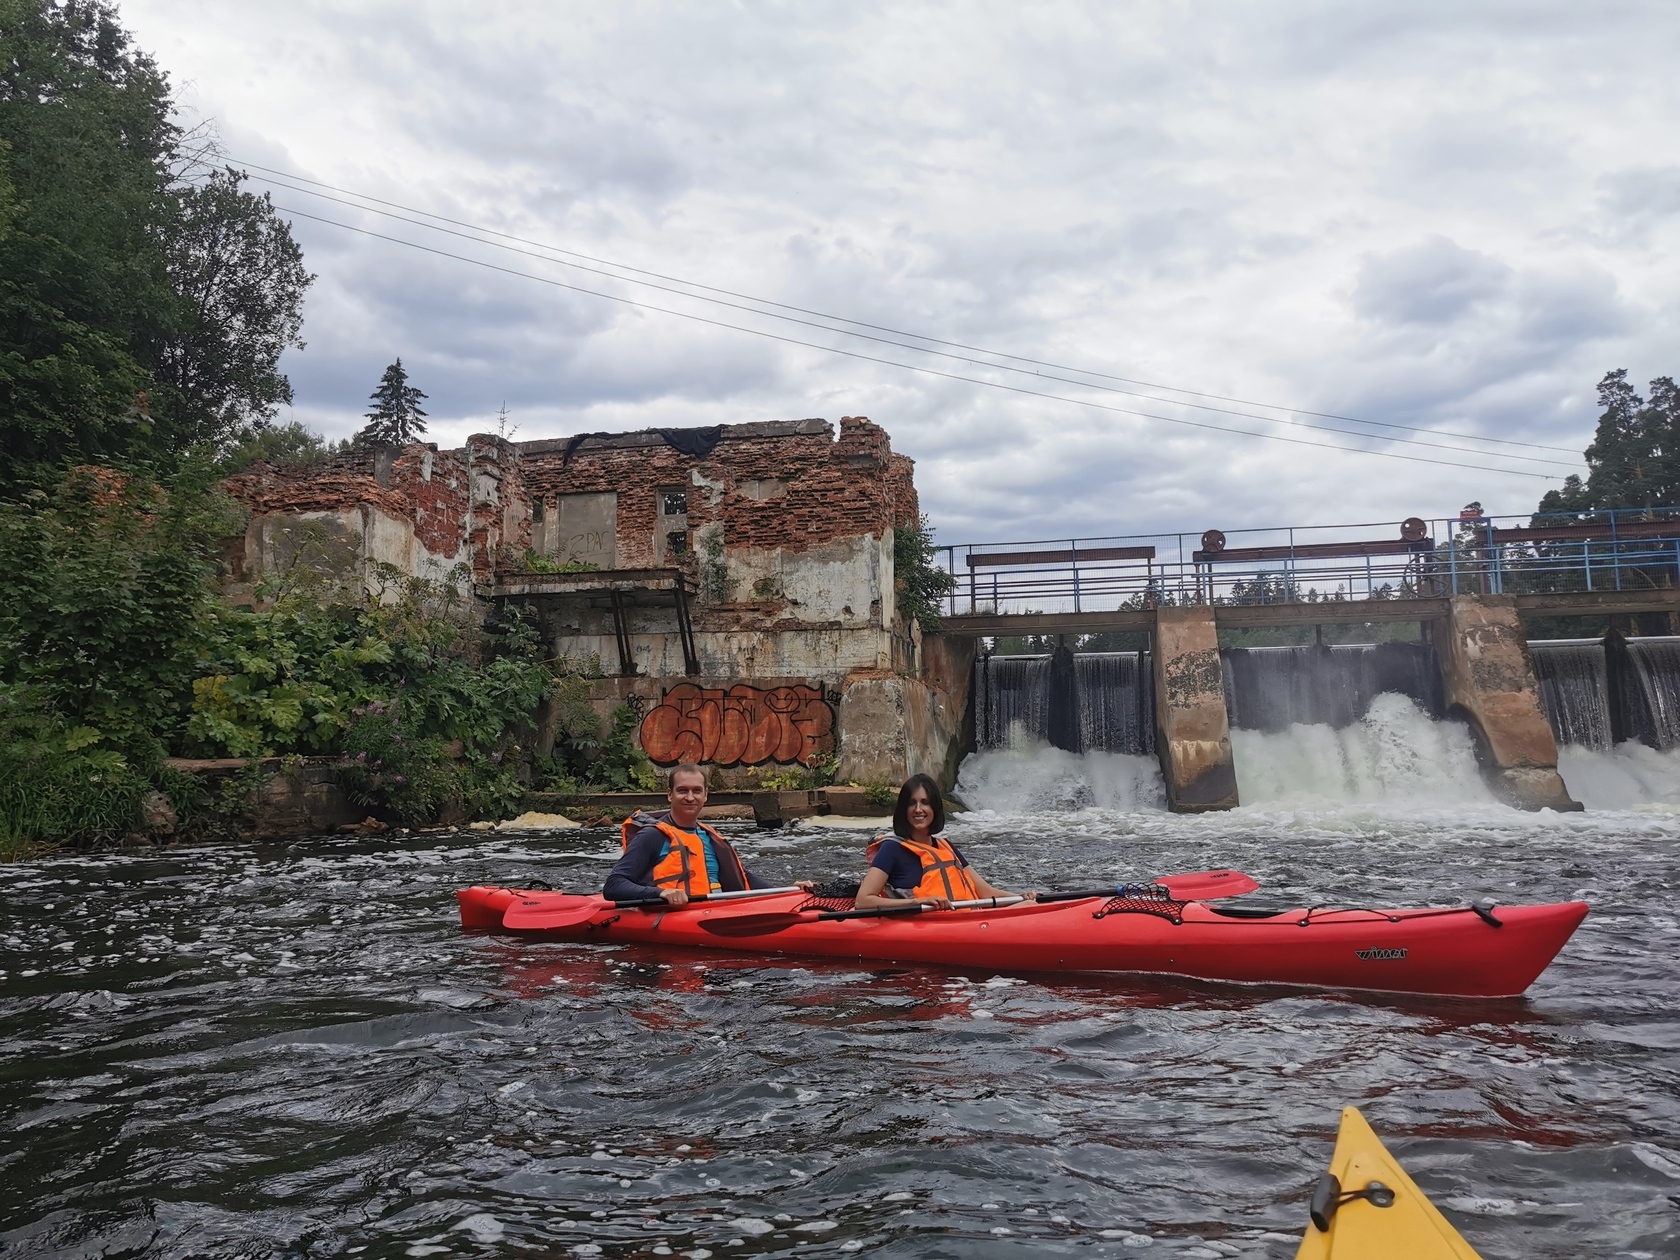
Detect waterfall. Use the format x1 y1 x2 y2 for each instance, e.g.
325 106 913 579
1076 652 1156 756
1230 693 1493 806
974 655 1049 747
1622 636 1680 749
1221 641 1443 732
975 651 1154 755
1528 639 1612 750
955 742 1166 813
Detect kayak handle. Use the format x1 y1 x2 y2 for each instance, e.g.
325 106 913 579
1309 1173 1395 1231
1471 896 1503 928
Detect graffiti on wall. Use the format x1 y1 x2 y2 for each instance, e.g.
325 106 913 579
638 683 837 767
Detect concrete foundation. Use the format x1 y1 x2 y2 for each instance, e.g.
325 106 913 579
1435 596 1581 811
836 671 964 786
1152 606 1239 812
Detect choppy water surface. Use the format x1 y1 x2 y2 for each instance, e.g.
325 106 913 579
3 790 1679 1257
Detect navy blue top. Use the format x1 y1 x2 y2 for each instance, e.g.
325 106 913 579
870 835 970 895
604 814 770 902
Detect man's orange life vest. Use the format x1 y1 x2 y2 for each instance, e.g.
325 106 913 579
620 811 749 897
865 833 983 901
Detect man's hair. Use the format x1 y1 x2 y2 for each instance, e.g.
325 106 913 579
892 773 945 838
667 763 707 790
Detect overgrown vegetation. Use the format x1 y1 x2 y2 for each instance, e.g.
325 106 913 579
894 514 957 631
0 468 657 856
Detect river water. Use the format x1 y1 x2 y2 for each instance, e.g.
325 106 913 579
3 703 1679 1258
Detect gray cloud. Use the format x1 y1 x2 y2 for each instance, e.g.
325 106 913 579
131 0 1680 545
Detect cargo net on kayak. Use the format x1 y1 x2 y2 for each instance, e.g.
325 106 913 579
1093 884 1188 926
802 879 864 913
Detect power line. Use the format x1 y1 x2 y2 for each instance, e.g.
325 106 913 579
270 202 1560 482
256 175 1576 470
234 158 1585 460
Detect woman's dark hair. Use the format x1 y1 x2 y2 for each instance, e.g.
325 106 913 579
892 774 945 838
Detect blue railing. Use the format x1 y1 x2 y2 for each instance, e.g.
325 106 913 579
938 507 1680 616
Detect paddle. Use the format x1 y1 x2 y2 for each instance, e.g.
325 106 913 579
701 895 1023 937
502 885 804 931
698 870 1260 938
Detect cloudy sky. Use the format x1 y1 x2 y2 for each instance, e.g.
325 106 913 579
127 1 1679 544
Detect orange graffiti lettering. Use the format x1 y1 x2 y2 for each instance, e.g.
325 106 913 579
639 683 836 767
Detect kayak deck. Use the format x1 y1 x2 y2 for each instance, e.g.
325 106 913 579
458 886 1587 998
1297 1106 1482 1259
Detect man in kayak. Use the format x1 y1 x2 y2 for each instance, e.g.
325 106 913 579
854 774 1035 910
606 763 812 904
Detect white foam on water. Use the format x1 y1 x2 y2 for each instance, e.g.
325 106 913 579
1557 743 1680 811
1231 693 1494 808
955 741 1166 814
955 691 1680 822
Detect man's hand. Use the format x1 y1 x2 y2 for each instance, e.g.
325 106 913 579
920 895 952 910
1019 890 1039 902
660 888 690 906
794 880 817 892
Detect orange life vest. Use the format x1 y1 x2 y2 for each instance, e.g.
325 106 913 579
620 812 748 897
865 833 983 901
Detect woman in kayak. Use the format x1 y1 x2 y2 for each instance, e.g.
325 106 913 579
853 774 1036 910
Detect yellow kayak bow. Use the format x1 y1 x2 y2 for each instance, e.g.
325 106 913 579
1296 1107 1482 1260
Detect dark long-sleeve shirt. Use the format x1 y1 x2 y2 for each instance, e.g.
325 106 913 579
603 815 770 902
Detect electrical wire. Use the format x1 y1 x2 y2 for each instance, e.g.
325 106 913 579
270 202 1560 482
234 158 1584 460
254 176 1576 470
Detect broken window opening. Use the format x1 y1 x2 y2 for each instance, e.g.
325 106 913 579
667 531 690 560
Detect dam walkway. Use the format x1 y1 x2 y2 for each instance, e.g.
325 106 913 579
935 506 1680 635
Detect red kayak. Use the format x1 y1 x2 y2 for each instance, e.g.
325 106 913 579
457 885 1587 998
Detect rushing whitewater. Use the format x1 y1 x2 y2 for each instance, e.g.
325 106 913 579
958 690 1680 816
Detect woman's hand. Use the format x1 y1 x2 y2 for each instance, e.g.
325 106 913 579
1018 890 1039 903
920 895 952 910
794 880 817 892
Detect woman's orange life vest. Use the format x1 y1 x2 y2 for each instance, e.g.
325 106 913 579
620 812 749 897
865 833 983 901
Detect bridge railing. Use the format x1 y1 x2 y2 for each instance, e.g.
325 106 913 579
938 507 1680 617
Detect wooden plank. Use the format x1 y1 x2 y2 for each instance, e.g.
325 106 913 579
1193 539 1424 563
966 545 1156 567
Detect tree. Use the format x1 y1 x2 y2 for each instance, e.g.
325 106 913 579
1537 369 1680 519
359 358 428 446
892 513 956 631
0 0 311 491
156 167 313 452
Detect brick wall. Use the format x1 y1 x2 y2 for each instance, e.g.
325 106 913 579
220 416 919 585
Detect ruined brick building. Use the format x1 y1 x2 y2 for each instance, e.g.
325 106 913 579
220 416 972 785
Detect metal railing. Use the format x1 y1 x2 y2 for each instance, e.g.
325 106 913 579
938 507 1680 617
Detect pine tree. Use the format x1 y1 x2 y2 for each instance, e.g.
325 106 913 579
358 358 428 446
1537 370 1680 519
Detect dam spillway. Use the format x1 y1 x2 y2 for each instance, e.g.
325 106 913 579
973 651 1155 755
972 633 1680 812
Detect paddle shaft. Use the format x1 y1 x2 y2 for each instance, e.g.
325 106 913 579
816 895 1023 922
613 885 802 911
